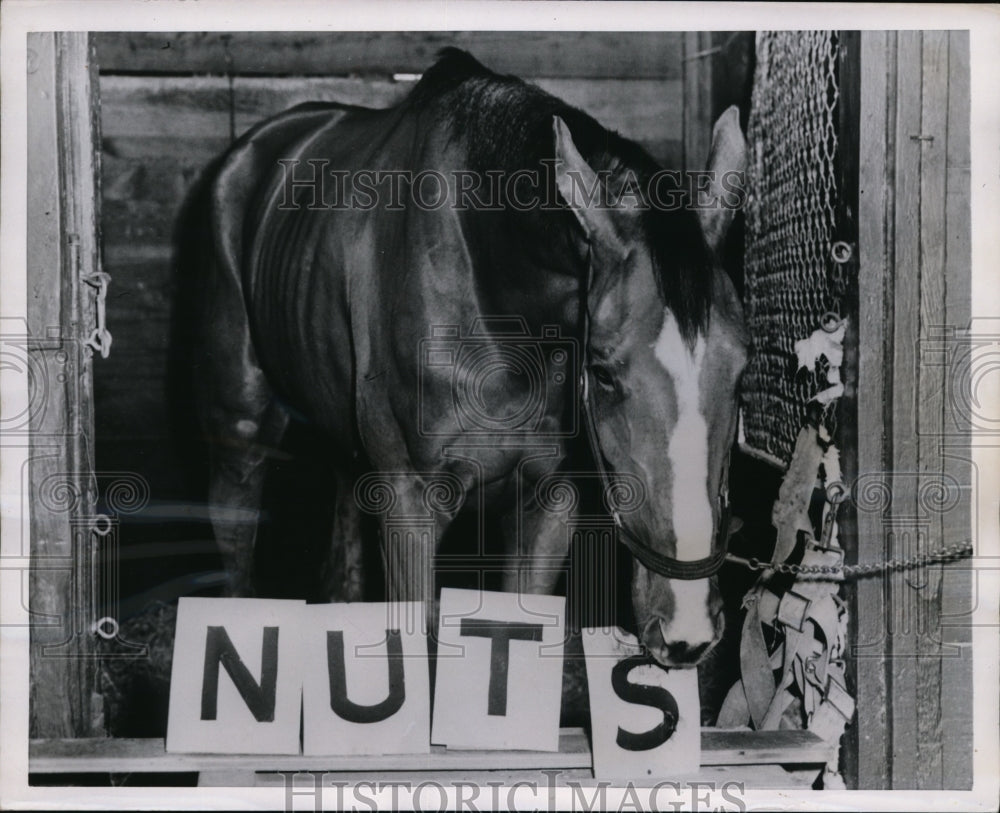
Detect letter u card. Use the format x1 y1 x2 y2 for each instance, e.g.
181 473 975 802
301 602 430 755
581 627 700 779
166 598 306 754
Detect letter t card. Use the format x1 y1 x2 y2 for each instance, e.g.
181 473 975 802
581 627 700 779
432 588 565 751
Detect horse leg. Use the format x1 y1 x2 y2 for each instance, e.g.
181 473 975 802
374 475 462 633
500 499 573 595
321 470 366 602
205 398 289 597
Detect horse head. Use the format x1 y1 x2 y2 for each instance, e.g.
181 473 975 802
554 107 749 668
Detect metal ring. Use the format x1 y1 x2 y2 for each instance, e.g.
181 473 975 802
94 616 119 640
820 311 843 333
831 241 853 264
825 481 848 504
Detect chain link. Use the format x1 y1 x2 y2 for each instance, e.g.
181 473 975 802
726 541 975 580
83 271 113 359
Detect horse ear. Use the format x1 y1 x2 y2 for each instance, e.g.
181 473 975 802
697 106 747 253
552 116 617 242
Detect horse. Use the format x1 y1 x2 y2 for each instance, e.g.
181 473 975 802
197 48 748 668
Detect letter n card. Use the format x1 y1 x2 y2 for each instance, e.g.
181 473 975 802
581 627 700 779
166 598 305 754
432 588 565 751
301 602 430 755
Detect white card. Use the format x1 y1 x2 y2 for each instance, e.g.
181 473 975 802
301 602 430 755
581 626 701 779
166 597 305 755
431 588 565 751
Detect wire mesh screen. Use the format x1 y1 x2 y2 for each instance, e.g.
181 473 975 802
741 31 846 467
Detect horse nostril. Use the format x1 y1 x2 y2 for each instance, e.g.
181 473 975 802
664 640 709 664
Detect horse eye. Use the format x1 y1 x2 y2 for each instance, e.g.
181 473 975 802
590 366 616 390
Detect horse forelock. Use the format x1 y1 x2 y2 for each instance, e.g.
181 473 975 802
644 206 713 348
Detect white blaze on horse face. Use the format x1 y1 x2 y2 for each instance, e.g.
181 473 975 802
652 309 712 562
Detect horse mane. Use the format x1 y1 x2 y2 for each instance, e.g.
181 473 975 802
406 47 712 341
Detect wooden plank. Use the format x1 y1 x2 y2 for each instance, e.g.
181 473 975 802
834 30 863 793
102 154 209 206
940 642 974 789
103 134 231 164
254 764 819 789
944 30 971 337
853 30 891 791
26 31 103 739
700 728 835 765
940 28 973 790
94 31 684 80
536 78 683 145
888 30 924 790
29 729 835 774
27 33 63 332
197 769 257 787
99 75 232 140
103 199 188 247
681 31 714 172
230 75 685 149
102 74 684 167
916 30 949 593
914 29 950 791
232 75 411 134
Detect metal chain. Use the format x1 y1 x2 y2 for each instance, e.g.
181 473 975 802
83 271 113 359
725 541 975 580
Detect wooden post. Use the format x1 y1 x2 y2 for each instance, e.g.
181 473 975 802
682 32 715 172
853 30 892 790
852 30 972 790
939 30 973 790
27 32 104 738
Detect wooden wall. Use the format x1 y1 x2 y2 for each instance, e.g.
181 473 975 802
27 33 103 738
853 30 972 789
91 32 714 600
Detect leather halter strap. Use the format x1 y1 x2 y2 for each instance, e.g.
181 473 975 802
578 256 731 580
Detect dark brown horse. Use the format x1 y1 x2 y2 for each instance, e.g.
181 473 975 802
198 49 748 667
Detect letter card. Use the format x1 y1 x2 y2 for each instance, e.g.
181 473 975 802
166 598 305 754
301 601 430 755
581 626 700 779
431 588 565 751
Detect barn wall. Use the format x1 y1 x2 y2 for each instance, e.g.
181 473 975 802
91 32 705 602
854 30 972 790
27 32 103 738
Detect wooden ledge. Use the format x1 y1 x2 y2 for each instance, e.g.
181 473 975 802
30 729 834 775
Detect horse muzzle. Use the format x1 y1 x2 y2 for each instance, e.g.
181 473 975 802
639 578 725 668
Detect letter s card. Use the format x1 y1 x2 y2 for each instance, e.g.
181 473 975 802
581 626 700 779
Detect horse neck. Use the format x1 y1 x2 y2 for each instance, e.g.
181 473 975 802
462 204 585 336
